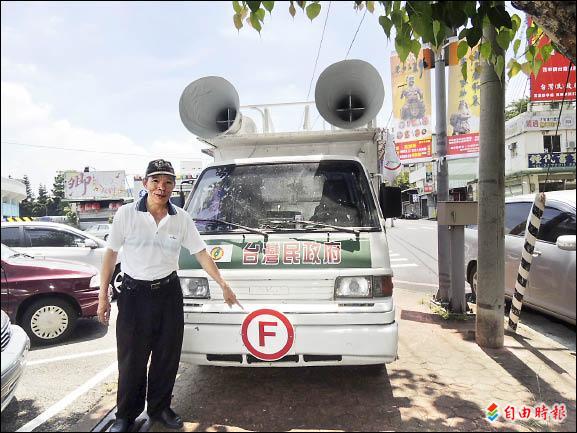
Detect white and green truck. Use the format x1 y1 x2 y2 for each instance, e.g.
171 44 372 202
177 60 402 367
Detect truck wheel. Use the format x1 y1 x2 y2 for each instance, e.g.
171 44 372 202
21 298 77 346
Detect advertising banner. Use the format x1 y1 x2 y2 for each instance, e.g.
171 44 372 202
447 42 481 158
529 19 576 102
64 171 126 200
390 51 433 162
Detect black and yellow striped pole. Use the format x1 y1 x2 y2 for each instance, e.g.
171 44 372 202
508 193 546 332
3 216 35 222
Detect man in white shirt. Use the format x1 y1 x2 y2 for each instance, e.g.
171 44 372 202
97 159 239 432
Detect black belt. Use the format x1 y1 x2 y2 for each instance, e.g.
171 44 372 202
123 271 178 291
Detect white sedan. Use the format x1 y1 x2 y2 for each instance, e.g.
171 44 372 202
84 223 112 241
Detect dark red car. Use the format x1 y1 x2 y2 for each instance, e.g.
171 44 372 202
0 243 101 345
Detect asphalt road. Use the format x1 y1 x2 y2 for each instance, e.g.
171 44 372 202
1 306 119 432
1 219 573 432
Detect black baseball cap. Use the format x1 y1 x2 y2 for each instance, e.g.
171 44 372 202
145 159 175 178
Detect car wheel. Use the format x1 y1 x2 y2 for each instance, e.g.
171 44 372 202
21 298 77 346
111 264 123 300
104 234 109 241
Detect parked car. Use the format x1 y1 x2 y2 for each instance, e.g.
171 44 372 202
1 221 123 298
84 223 112 241
1 309 29 412
1 243 101 345
403 212 419 220
465 190 576 325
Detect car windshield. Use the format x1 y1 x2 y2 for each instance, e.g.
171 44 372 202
187 160 380 233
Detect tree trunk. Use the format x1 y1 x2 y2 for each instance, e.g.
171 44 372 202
512 1 576 64
476 14 506 349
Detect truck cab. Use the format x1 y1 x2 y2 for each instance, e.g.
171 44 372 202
177 59 401 367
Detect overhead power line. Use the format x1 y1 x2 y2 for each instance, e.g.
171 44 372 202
305 1 332 101
0 140 198 159
345 8 368 59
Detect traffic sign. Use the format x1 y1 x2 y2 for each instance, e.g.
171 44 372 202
241 309 295 361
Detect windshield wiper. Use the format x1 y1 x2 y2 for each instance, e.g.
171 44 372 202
11 252 35 259
194 218 269 243
300 220 360 237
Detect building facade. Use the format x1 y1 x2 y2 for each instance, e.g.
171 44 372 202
1 177 26 220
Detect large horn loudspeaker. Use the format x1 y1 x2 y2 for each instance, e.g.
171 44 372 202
179 76 242 138
315 59 384 129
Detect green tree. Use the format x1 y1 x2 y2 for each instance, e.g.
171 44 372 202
48 172 66 215
19 175 35 217
33 184 49 217
504 97 529 120
231 1 570 81
393 170 414 190
64 205 79 227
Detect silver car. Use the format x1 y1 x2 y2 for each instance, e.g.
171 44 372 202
465 189 576 325
84 223 112 241
0 221 123 298
1 309 30 412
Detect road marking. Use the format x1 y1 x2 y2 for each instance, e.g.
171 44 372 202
395 279 439 288
27 348 117 366
16 362 117 432
391 263 419 268
390 258 408 262
389 253 400 257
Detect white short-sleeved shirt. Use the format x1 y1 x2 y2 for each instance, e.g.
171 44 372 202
107 194 207 280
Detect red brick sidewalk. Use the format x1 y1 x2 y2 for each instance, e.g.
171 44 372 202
390 288 576 431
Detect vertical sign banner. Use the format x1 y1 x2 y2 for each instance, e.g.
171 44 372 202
529 19 576 102
390 51 433 162
447 42 481 158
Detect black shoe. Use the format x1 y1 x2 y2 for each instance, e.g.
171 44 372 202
150 408 183 429
109 418 133 432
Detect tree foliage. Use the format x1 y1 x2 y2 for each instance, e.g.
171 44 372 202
18 174 69 218
19 175 35 217
33 184 49 217
230 1 560 81
394 170 413 190
504 96 529 120
48 172 66 216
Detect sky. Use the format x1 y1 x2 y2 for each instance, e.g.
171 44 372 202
1 1 529 194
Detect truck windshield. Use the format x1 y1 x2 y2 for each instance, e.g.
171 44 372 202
187 161 380 233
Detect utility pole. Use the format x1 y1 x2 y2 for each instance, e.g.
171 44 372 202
434 45 451 304
476 11 506 348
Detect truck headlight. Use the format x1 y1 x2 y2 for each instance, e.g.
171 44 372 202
334 276 371 298
181 277 210 299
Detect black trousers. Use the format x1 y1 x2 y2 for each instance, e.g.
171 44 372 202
115 275 184 422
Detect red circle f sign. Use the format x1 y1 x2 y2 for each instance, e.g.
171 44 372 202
241 309 295 361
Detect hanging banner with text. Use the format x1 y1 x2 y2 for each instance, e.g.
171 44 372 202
447 42 481 158
528 18 576 102
390 51 433 162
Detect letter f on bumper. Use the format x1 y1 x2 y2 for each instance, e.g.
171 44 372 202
258 321 277 347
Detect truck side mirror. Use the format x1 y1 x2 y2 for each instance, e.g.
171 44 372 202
379 186 402 218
